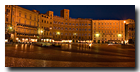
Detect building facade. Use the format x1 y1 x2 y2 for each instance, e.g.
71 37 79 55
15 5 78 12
92 20 125 43
125 19 135 44
5 5 135 44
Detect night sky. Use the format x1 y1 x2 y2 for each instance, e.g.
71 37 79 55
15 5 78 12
18 5 135 20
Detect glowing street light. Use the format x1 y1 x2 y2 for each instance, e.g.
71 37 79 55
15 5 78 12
118 34 122 37
56 32 60 35
9 27 12 29
124 21 126 23
95 34 99 37
41 30 43 33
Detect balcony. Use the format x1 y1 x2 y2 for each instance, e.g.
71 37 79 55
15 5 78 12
17 23 38 28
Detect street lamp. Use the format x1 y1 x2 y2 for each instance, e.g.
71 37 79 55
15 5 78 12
9 27 12 29
124 21 126 23
95 34 99 37
118 34 122 37
41 30 43 33
41 30 43 42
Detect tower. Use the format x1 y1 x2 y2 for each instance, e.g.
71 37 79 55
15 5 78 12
60 9 69 20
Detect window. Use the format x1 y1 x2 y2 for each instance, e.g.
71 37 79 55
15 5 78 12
80 24 81 26
25 14 26 18
44 20 46 23
99 23 100 25
65 33 67 35
89 34 91 36
61 22 63 24
65 23 68 25
69 28 71 30
50 22 52 24
85 29 87 31
76 28 78 30
94 23 96 25
61 33 63 35
82 29 84 31
30 15 32 19
85 24 87 26
42 20 43 23
6 9 10 13
19 13 21 17
88 24 91 25
34 17 36 21
69 23 71 25
89 29 91 31
65 28 67 30
82 24 84 26
76 24 78 26
19 19 20 23
6 18 8 21
79 29 81 31
85 34 87 36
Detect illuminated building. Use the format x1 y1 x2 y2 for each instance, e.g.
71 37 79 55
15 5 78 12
92 20 125 43
5 5 135 44
125 19 135 44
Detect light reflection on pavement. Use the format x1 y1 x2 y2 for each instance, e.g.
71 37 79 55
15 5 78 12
5 43 135 67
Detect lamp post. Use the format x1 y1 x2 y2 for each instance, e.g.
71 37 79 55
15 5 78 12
95 33 99 43
41 30 43 42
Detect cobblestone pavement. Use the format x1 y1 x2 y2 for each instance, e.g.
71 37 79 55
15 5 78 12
5 43 135 67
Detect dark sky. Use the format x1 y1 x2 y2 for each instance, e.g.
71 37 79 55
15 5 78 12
18 5 135 20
